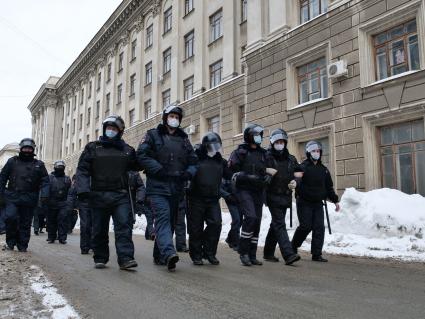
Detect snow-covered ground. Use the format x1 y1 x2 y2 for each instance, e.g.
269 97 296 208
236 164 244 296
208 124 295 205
132 187 425 262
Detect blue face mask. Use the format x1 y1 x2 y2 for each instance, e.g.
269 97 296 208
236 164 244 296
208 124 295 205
253 135 262 145
105 129 118 138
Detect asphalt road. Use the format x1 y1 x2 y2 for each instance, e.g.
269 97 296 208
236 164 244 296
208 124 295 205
28 232 425 319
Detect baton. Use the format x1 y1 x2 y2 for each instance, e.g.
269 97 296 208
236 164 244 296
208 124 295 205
289 205 293 228
128 184 136 223
323 201 332 235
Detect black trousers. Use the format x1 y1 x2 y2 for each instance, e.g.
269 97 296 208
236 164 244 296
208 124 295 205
236 189 264 259
187 197 222 260
292 199 325 256
175 197 187 250
264 206 295 260
32 206 46 231
47 205 68 241
4 202 34 250
79 206 92 251
67 209 78 233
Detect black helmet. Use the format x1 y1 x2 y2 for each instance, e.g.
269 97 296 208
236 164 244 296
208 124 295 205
162 103 183 125
201 132 222 155
243 124 264 144
102 115 125 138
19 138 36 151
270 128 288 145
53 160 66 169
305 140 322 159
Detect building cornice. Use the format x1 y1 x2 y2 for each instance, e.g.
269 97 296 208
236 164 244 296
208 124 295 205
28 76 60 113
56 0 158 96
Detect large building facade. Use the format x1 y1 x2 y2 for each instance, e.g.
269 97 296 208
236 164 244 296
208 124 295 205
29 0 425 196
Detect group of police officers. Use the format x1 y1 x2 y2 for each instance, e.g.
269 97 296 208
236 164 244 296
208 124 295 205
0 104 340 272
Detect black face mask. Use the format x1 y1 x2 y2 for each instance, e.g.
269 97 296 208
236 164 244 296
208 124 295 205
54 167 65 175
19 151 35 160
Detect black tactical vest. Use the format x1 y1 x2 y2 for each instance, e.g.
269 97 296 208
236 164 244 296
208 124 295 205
191 158 223 197
241 149 266 177
269 159 290 195
156 134 187 175
49 174 71 201
91 144 131 191
7 158 42 192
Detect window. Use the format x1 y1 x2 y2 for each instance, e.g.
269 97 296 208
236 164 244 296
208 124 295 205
162 89 171 107
241 0 247 23
131 40 137 61
67 101 70 115
130 74 136 96
184 31 194 59
379 120 425 196
207 116 220 134
145 62 152 85
105 93 111 113
118 52 124 72
66 124 69 138
95 129 99 140
210 10 223 42
107 63 112 82
129 109 135 126
86 134 90 144
184 76 194 100
299 137 331 169
144 100 152 120
97 72 101 91
163 48 171 74
164 7 172 33
88 81 92 98
146 24 153 49
96 101 100 118
300 0 328 24
65 146 68 155
78 139 82 150
87 107 91 125
80 88 84 104
374 20 419 81
238 105 245 133
117 84 122 104
210 60 223 88
73 96 77 110
185 0 194 15
72 143 75 153
72 119 76 134
79 114 83 130
297 57 328 104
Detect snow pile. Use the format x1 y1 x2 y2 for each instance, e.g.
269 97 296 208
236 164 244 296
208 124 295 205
27 265 80 319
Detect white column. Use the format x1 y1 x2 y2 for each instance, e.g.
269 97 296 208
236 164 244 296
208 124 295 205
194 1 205 94
246 0 268 51
222 0 236 81
269 0 289 35
151 14 160 113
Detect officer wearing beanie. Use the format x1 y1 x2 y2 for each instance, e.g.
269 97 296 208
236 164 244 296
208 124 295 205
292 140 340 262
76 115 141 270
137 104 198 272
0 138 49 252
263 129 301 265
46 160 71 244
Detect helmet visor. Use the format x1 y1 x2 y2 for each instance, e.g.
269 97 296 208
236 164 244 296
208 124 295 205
206 142 222 154
270 133 287 145
252 125 264 136
103 116 124 130
306 142 322 153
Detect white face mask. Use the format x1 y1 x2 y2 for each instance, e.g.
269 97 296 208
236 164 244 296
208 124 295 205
274 144 285 151
207 151 216 158
253 135 262 145
311 152 321 160
105 129 118 138
167 118 180 128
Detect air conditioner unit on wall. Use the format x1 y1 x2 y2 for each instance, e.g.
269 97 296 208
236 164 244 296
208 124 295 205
185 124 196 135
328 60 348 79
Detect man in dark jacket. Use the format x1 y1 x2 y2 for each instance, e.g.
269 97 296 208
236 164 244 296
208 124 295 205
228 124 271 266
187 132 232 266
0 138 49 252
292 140 340 262
263 129 301 265
32 199 46 235
46 160 71 244
137 104 198 272
76 115 140 270
223 176 241 252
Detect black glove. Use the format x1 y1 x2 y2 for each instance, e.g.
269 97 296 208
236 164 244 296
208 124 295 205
224 194 238 205
77 192 91 201
180 171 192 181
40 197 49 205
263 175 273 185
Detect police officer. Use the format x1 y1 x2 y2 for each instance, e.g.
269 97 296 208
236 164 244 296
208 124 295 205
128 171 149 226
46 160 71 244
76 115 140 270
67 175 93 254
187 132 232 266
223 175 241 252
263 129 301 265
33 199 46 235
175 191 189 252
292 140 340 262
137 104 198 272
228 124 271 266
0 138 49 252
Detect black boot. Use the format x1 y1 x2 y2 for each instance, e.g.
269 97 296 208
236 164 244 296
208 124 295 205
119 259 138 270
250 259 263 265
264 255 279 262
47 239 55 244
34 230 39 236
240 254 252 266
312 255 328 262
192 258 203 266
291 242 298 254
285 254 301 265
167 254 179 272
206 255 220 265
